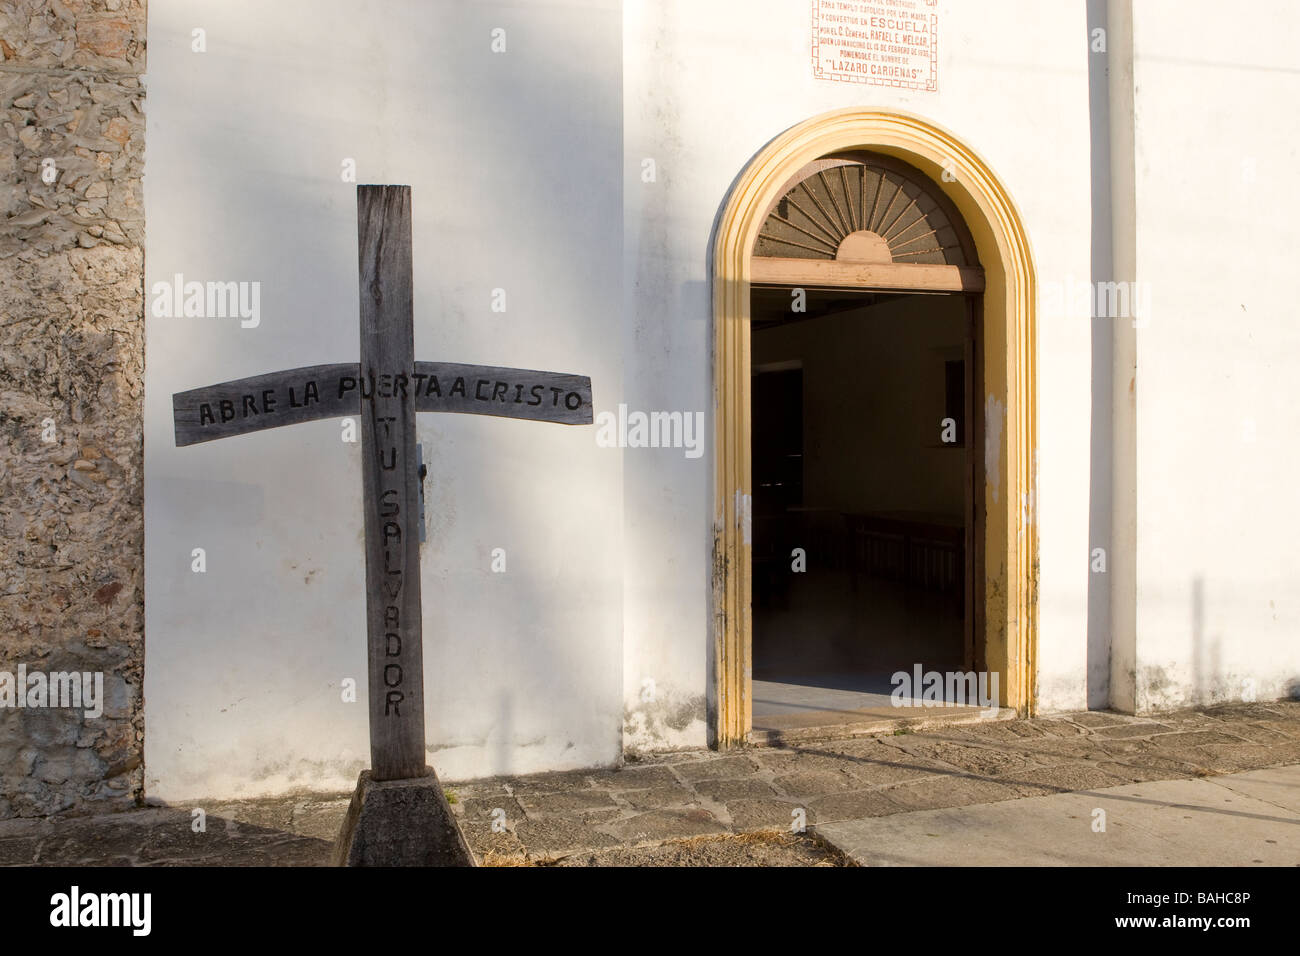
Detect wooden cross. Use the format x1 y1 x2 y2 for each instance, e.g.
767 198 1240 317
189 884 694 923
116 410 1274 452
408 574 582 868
172 185 593 781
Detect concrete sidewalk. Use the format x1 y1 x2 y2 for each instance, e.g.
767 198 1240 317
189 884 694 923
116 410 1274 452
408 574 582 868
816 765 1300 866
1 700 1297 866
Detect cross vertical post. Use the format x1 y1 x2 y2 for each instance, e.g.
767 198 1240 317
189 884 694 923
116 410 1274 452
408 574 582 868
357 184 425 781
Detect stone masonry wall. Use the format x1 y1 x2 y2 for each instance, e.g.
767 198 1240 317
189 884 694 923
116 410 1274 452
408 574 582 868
0 0 146 817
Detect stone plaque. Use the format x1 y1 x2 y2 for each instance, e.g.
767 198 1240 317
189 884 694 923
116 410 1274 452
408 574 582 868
811 0 939 91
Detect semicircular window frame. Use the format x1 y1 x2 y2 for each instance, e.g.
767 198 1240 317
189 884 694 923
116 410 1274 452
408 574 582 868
753 151 982 290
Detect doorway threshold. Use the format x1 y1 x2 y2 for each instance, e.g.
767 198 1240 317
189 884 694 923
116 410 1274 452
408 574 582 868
749 703 1017 747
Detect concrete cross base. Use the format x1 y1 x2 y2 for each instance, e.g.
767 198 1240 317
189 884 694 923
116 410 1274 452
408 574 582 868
332 768 476 867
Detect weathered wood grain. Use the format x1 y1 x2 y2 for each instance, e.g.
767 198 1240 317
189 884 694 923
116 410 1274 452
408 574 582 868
358 184 426 782
172 363 361 446
173 361 592 446
413 362 592 424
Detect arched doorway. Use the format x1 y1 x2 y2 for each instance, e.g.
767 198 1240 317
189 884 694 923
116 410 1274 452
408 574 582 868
711 109 1037 746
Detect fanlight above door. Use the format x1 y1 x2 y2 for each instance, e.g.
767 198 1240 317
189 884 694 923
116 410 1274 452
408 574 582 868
752 154 982 292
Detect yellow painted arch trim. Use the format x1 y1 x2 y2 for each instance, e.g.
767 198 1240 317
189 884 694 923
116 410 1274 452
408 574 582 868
711 108 1038 745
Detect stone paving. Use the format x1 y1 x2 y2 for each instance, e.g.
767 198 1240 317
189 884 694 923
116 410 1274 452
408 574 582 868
1 700 1297 866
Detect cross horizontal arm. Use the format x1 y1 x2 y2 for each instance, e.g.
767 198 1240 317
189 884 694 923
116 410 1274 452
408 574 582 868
173 362 593 446
172 362 357 446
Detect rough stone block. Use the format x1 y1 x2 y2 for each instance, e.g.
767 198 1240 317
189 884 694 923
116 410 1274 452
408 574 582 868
333 769 476 867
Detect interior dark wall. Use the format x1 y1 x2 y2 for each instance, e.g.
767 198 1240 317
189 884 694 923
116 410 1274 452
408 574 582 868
753 292 967 518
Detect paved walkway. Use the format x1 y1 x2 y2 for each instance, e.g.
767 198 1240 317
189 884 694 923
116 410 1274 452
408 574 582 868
1 701 1297 866
817 765 1300 866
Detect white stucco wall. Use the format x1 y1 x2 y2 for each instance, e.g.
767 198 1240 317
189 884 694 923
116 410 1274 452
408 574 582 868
1129 0 1300 710
143 0 624 799
142 0 1296 800
620 0 1094 740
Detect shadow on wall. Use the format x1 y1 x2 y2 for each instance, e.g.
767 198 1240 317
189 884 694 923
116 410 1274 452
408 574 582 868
1085 0 1114 711
1189 574 1299 707
617 272 713 752
1191 575 1218 705
149 0 626 786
